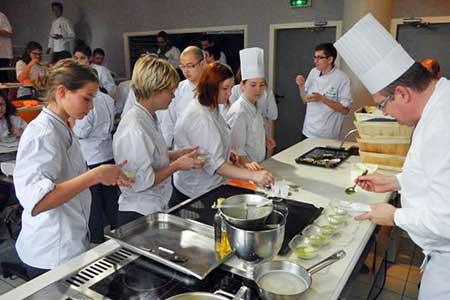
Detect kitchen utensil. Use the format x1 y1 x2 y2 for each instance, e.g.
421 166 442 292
253 250 346 300
166 286 250 300
224 210 286 262
212 198 273 210
219 194 274 230
345 169 368 194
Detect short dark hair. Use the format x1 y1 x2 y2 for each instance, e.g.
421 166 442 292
420 58 440 79
380 62 434 96
197 62 234 108
205 46 221 61
200 34 212 43
314 43 337 65
93 48 105 56
51 2 63 11
157 31 168 40
73 44 92 57
22 41 43 64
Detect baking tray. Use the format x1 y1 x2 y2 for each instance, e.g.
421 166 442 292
295 146 350 169
106 213 231 279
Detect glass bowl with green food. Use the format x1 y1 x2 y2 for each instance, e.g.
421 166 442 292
288 235 319 260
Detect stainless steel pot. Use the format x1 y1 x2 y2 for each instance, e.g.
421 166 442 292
224 210 286 262
166 286 249 300
253 250 346 300
219 194 273 230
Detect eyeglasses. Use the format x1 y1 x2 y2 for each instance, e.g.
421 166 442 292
313 55 329 61
179 59 203 70
376 94 394 111
31 51 42 56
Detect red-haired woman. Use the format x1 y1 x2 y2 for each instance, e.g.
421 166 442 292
172 62 274 200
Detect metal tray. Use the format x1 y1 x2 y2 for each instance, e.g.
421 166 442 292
295 146 350 169
106 213 231 279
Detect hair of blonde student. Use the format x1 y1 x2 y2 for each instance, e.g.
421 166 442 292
131 55 180 101
45 58 98 103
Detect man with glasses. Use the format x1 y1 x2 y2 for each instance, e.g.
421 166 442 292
156 31 180 69
335 14 450 300
295 43 352 140
160 46 206 147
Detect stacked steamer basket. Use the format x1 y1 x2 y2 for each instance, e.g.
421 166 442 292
354 106 413 172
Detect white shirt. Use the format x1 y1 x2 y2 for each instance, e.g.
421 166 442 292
0 12 12 59
174 100 230 198
14 108 91 269
72 91 114 166
219 51 227 65
303 67 352 139
0 115 27 141
394 78 450 254
113 102 172 216
226 96 266 162
157 45 180 69
160 79 196 146
15 60 48 98
113 80 130 115
121 89 136 118
230 85 278 121
48 16 75 52
91 63 116 96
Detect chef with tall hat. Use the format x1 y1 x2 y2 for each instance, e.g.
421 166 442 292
335 13 450 299
226 48 274 170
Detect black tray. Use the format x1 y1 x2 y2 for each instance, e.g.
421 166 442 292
295 146 351 169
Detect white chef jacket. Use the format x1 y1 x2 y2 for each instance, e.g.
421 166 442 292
392 78 450 299
226 96 266 162
157 45 180 69
48 16 75 52
113 80 130 115
15 60 48 98
0 115 27 141
73 91 114 166
303 67 352 139
91 63 116 96
0 12 12 59
229 84 278 121
173 100 230 198
113 102 172 216
160 79 196 146
14 108 91 269
121 89 136 118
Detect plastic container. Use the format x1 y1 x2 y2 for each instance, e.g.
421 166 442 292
12 100 43 123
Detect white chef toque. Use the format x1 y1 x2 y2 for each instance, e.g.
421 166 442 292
240 47 265 81
334 13 415 94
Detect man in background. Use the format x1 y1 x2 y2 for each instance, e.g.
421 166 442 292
47 2 75 64
156 31 180 69
200 34 227 64
0 12 12 83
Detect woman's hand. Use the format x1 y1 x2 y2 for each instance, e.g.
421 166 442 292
354 203 397 226
244 161 264 172
94 161 134 188
357 174 400 193
251 170 274 186
173 149 205 171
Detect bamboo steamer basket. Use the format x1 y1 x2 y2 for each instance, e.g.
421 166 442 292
357 137 411 155
359 151 406 170
354 106 395 122
354 121 413 138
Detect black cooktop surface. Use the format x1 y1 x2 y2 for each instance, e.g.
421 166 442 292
90 255 260 300
170 185 323 255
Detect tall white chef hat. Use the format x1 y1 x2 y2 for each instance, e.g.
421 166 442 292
240 47 265 81
334 13 415 94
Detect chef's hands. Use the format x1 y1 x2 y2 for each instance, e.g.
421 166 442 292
266 137 276 150
355 203 396 226
94 161 134 188
173 149 205 171
356 174 400 193
251 170 274 186
295 75 306 88
305 92 325 103
244 162 264 172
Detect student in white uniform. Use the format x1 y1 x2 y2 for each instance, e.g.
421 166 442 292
0 91 26 142
90 48 116 96
47 2 75 64
295 43 352 140
226 48 275 169
200 34 227 65
0 11 13 83
156 31 181 69
334 14 450 300
173 62 274 200
113 55 204 226
13 59 132 279
15 41 48 99
72 55 119 244
160 46 206 146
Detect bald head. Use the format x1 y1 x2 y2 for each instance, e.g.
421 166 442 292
181 46 204 60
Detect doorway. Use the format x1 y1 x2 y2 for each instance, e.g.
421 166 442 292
269 21 342 153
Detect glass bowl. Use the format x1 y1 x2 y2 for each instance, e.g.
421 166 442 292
288 235 319 260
